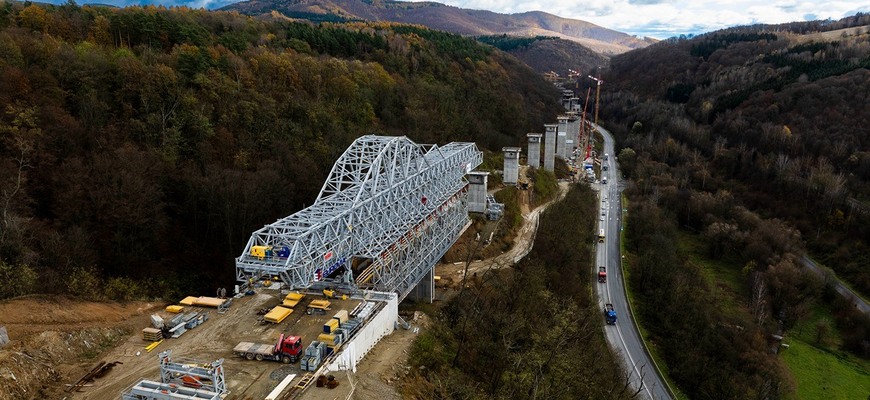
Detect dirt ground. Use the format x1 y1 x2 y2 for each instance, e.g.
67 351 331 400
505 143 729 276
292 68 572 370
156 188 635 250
0 181 566 400
0 296 160 400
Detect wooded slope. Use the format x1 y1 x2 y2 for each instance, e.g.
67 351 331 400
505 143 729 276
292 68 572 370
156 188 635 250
0 2 561 299
594 15 870 397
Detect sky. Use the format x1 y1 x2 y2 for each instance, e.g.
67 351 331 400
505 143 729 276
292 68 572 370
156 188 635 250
433 0 870 39
45 0 870 39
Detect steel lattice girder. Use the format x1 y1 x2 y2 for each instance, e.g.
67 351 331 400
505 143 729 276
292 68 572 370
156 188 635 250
235 135 482 296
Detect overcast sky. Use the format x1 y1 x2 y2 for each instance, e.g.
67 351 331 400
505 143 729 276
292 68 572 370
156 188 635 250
48 0 870 39
436 0 870 39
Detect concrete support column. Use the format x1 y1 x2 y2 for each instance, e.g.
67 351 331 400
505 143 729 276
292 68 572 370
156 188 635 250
467 171 488 213
410 268 434 303
557 116 568 159
502 147 520 185
527 133 542 168
544 124 557 171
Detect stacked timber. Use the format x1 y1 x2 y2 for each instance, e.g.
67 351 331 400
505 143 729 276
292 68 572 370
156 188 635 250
192 297 225 307
332 310 348 325
142 328 163 341
179 296 198 306
178 296 228 308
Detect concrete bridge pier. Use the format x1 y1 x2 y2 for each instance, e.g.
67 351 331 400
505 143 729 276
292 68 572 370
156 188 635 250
409 269 434 303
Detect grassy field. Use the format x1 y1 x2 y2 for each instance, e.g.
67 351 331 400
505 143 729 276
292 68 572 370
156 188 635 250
676 230 747 316
675 230 870 399
781 339 870 400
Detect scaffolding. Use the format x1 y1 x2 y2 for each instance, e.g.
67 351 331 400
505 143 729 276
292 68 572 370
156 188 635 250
158 351 226 394
121 350 226 400
235 135 482 301
121 381 220 400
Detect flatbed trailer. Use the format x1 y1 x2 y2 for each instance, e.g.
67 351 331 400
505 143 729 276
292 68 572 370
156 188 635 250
233 334 302 363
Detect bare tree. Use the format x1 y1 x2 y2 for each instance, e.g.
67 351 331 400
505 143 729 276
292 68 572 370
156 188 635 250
750 272 768 326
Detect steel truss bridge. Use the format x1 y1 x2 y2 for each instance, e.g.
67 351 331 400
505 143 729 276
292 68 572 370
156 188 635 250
235 135 482 300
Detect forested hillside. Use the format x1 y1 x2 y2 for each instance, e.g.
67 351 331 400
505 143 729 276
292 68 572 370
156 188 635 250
597 14 870 398
477 35 609 75
0 2 561 300
406 184 636 399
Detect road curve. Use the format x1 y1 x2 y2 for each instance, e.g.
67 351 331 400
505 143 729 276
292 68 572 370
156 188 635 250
801 256 870 314
594 124 673 400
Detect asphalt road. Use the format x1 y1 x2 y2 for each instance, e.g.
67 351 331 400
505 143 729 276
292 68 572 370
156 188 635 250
594 124 673 400
801 256 870 314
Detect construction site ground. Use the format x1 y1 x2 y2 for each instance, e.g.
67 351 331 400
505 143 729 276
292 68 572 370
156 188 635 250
0 288 437 400
0 180 568 400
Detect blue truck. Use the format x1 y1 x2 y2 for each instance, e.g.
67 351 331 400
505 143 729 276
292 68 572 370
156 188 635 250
604 303 617 325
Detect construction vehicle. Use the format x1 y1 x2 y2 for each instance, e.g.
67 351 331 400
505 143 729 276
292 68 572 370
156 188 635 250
233 334 302 363
598 267 607 283
604 304 617 325
306 299 331 315
598 229 605 243
249 245 291 260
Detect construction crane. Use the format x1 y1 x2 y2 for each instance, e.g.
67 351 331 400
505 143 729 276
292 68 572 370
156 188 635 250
587 74 604 126
581 87 592 159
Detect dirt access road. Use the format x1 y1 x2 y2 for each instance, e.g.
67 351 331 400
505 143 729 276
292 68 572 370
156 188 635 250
438 181 569 281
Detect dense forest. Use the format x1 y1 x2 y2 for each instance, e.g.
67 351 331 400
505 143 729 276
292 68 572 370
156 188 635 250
406 184 637 399
477 34 610 76
595 13 870 398
0 2 563 300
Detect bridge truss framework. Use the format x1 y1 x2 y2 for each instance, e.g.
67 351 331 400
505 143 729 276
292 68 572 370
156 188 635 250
235 135 482 300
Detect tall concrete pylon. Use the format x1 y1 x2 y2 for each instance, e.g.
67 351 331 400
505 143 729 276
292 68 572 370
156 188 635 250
527 133 542 168
467 171 489 213
544 124 557 171
502 147 521 185
557 115 568 159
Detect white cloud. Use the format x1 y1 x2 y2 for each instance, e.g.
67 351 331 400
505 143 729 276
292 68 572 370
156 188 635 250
434 0 870 38
45 0 870 39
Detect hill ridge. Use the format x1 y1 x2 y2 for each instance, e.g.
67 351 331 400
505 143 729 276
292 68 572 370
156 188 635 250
222 0 656 54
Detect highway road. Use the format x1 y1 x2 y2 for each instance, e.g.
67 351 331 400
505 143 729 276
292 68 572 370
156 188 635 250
594 124 673 400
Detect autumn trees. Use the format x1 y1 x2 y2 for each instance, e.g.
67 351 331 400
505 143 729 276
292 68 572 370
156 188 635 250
407 185 635 399
0 3 562 300
598 13 870 396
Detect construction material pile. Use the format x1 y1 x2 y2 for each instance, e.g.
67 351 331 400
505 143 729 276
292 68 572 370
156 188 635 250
142 328 162 342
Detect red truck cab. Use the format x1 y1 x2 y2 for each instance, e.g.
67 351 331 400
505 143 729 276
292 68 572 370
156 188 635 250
276 334 303 362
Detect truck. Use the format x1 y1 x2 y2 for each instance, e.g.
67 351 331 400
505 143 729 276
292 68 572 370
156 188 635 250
233 334 302 363
598 267 607 283
604 304 617 325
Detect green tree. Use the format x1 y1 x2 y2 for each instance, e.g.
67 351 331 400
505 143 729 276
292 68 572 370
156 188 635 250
0 261 37 299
